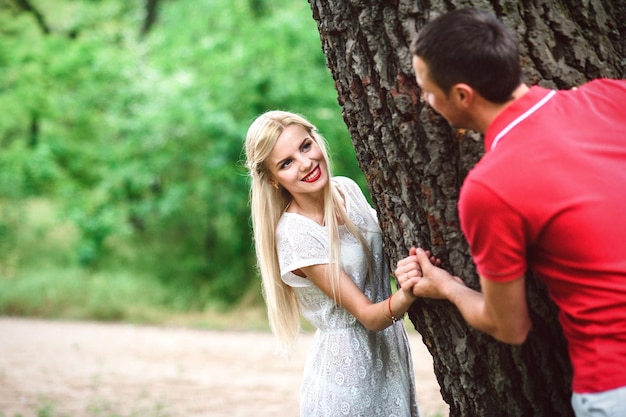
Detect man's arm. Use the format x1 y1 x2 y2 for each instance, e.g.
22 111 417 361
406 248 532 344
448 273 531 344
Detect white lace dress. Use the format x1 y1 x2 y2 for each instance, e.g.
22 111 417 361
276 176 421 417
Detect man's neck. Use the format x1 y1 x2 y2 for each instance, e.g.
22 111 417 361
474 84 530 133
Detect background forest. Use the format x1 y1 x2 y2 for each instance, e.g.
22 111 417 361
0 0 366 326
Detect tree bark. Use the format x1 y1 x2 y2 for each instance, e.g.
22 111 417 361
308 0 625 416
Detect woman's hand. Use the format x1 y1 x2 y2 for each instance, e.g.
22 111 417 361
395 247 441 290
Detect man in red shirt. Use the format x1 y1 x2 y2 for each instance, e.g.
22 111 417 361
395 8 626 416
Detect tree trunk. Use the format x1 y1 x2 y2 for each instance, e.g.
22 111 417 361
308 1 625 416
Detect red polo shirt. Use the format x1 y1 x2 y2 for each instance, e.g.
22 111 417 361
459 79 626 393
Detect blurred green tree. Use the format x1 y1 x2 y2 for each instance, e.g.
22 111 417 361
0 0 362 309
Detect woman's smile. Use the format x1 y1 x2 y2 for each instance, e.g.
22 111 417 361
302 165 321 183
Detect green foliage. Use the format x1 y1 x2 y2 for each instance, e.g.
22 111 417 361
0 0 364 313
0 257 194 323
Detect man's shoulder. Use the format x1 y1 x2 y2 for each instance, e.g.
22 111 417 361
571 78 626 100
583 78 626 89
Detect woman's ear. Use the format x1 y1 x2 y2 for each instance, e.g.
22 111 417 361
269 179 280 190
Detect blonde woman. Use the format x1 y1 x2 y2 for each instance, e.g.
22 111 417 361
245 110 425 417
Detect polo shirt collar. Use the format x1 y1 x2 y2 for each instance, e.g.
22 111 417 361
484 86 554 152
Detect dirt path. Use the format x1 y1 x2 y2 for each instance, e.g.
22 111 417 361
0 318 448 417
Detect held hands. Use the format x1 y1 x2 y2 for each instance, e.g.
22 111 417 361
395 247 464 299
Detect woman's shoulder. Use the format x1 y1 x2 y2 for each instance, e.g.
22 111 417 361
332 176 361 194
332 175 357 186
333 176 370 206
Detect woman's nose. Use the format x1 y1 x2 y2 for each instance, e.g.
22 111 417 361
298 155 313 170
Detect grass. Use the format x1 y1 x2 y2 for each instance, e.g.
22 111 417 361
0 396 173 417
0 265 270 331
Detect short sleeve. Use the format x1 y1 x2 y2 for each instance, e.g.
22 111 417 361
459 178 527 282
276 215 329 286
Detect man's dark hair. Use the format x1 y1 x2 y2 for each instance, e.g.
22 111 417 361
410 8 522 103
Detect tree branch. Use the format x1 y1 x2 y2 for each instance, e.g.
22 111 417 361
140 0 159 39
12 0 51 34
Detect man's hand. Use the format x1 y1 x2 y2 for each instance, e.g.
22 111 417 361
395 247 445 293
400 248 531 344
409 247 465 299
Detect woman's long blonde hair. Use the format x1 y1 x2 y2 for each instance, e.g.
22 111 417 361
244 110 370 356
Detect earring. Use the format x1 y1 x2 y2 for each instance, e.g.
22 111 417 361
271 182 279 190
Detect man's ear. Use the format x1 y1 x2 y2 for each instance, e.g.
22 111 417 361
452 83 474 109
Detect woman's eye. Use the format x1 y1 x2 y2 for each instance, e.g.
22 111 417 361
302 141 312 151
280 159 292 169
